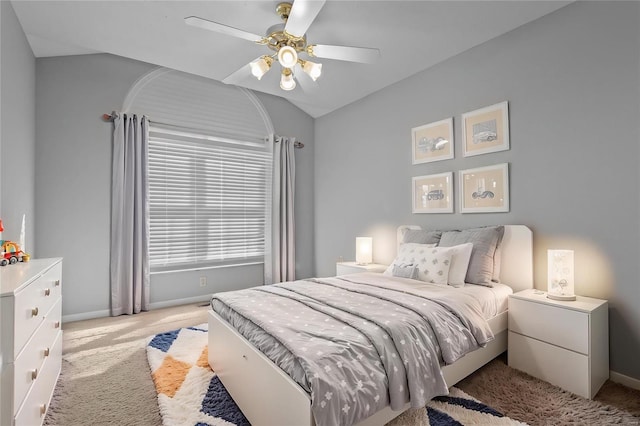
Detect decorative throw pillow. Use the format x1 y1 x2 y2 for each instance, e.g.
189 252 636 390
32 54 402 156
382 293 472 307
438 226 504 287
384 243 452 285
446 243 474 287
384 243 436 276
391 264 419 280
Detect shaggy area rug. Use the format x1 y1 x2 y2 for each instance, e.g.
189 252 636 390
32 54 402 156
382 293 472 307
146 324 525 425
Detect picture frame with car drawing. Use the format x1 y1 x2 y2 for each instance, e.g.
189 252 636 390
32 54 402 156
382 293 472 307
459 163 509 213
462 101 509 157
411 117 454 164
412 172 454 213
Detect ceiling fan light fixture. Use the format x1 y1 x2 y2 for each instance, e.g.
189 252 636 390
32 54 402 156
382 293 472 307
277 45 298 68
301 59 322 81
280 68 296 91
250 56 273 80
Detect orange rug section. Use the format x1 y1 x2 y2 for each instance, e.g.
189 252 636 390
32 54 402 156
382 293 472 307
152 354 192 398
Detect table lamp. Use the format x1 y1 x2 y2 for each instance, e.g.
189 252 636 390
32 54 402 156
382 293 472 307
547 249 576 301
356 237 373 265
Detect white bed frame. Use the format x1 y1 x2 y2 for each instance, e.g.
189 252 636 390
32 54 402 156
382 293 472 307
208 225 532 426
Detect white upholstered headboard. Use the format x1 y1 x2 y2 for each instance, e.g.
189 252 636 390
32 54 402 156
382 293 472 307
397 225 533 293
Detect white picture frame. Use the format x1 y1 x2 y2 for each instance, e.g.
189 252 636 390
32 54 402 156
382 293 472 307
462 101 509 157
459 163 509 213
411 118 454 164
412 172 454 214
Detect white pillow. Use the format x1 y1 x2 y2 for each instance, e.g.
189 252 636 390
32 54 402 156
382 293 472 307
445 243 474 287
384 243 452 285
384 243 436 276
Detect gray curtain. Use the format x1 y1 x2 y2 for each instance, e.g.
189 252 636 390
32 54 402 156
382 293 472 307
265 135 296 284
110 113 150 315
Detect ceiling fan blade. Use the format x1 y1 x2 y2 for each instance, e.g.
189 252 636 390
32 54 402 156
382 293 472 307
185 16 263 43
285 0 326 38
222 61 254 86
294 63 320 94
310 44 380 64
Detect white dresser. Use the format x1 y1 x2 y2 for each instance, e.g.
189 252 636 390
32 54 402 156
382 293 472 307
336 261 387 275
1 258 63 426
508 289 608 399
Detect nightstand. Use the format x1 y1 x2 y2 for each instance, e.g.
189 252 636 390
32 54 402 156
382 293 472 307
336 262 387 276
508 289 608 399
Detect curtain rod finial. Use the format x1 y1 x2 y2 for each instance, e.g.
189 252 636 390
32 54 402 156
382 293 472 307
102 113 113 122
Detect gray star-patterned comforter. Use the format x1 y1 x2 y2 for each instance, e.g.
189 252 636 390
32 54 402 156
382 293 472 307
210 273 494 426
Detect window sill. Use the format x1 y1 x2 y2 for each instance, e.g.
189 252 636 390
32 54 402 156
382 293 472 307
150 261 264 275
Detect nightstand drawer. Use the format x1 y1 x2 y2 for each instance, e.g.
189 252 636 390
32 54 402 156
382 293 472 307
336 262 387 276
509 331 590 398
337 264 369 275
509 297 588 354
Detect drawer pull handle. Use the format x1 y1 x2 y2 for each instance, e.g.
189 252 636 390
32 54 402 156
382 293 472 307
54 279 61 287
54 321 61 329
44 347 50 357
40 403 47 416
32 307 39 317
45 288 51 296
32 369 38 380
242 355 248 360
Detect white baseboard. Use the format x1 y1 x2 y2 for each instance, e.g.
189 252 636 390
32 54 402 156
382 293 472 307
148 294 212 310
63 309 111 323
62 295 212 323
610 370 640 391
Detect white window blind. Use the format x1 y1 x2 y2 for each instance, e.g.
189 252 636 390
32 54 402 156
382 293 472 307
148 126 271 271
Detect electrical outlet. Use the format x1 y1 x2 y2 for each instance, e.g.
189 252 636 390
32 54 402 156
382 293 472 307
199 276 207 287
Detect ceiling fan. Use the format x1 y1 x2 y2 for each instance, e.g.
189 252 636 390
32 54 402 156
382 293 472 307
185 0 380 93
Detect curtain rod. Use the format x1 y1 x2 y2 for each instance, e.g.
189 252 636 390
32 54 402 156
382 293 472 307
102 113 304 149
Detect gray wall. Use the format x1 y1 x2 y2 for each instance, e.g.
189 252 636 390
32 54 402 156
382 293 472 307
35 53 314 318
35 54 155 317
1 1 35 252
315 1 640 380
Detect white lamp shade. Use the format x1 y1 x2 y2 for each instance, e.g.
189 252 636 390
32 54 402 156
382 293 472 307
279 69 296 91
277 45 298 68
547 249 576 300
302 60 322 81
356 237 373 265
250 57 271 80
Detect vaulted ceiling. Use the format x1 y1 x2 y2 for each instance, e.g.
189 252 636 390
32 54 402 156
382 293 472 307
12 1 570 117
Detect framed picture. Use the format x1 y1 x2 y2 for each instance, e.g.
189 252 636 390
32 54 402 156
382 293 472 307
462 101 509 157
412 118 454 164
459 163 509 213
412 172 453 214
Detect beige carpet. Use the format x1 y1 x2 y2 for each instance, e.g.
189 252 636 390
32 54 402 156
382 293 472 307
45 303 210 426
45 304 640 426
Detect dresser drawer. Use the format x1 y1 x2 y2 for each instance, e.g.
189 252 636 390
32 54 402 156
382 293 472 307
509 297 589 354
14 330 62 426
13 263 62 357
13 298 62 414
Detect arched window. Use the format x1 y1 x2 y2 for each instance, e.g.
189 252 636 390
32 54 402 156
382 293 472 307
125 69 274 271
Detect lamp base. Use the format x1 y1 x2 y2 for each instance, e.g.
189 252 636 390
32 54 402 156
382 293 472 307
547 293 576 301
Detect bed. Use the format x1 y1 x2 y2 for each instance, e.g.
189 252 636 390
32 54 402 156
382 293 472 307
208 224 533 426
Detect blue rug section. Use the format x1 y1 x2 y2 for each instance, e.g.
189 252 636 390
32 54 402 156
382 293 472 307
148 329 180 352
188 326 208 333
433 395 504 417
201 376 251 426
427 407 464 426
